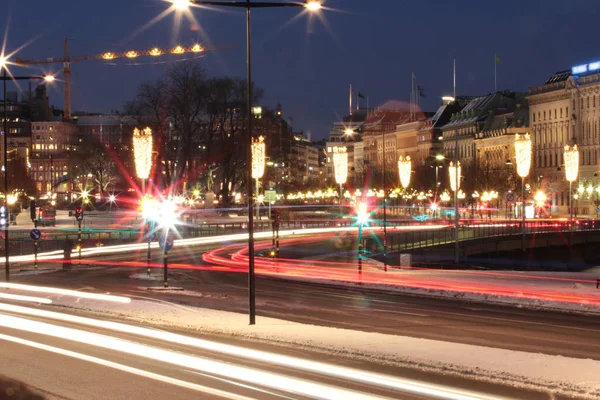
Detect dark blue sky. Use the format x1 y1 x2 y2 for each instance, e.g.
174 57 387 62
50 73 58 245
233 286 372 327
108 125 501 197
3 0 599 139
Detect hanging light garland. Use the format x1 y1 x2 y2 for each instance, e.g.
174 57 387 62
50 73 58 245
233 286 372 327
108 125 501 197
332 146 348 185
514 133 532 178
564 144 579 182
398 155 411 189
133 127 153 180
448 161 461 192
251 136 266 179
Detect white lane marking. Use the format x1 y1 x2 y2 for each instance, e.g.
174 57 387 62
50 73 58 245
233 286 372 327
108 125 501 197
0 303 503 400
0 332 254 400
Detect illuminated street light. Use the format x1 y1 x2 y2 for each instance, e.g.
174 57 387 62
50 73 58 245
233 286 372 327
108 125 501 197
43 75 55 82
344 128 354 135
534 190 546 208
175 0 325 326
305 1 322 11
356 202 369 226
0 57 6 68
564 144 579 234
514 133 532 251
398 156 411 189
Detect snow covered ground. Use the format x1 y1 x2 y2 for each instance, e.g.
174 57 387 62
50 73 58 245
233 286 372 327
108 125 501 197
0 286 598 399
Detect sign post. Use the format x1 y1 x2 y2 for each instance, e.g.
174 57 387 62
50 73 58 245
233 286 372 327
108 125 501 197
160 233 174 288
30 228 41 269
75 207 84 265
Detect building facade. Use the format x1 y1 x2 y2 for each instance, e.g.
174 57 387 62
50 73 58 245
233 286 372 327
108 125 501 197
528 64 600 215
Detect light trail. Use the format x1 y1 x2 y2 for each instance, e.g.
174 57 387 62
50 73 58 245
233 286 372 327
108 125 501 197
0 333 255 400
0 313 391 400
0 292 51 304
0 303 504 400
0 283 130 303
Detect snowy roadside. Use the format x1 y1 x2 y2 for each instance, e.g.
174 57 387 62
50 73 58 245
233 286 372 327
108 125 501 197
14 291 599 400
256 265 600 316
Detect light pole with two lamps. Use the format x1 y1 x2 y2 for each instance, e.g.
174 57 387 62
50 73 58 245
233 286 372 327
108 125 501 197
0 58 54 281
172 0 323 325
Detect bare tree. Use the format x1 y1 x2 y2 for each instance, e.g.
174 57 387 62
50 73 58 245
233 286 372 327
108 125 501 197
68 138 118 195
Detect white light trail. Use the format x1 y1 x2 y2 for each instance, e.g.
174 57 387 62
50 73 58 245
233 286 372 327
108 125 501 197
0 303 502 400
0 283 130 303
0 292 51 304
2 225 448 263
0 314 388 400
0 333 254 400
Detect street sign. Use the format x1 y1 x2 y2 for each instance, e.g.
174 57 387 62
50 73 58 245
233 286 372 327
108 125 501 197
264 190 277 204
160 234 174 252
30 228 41 241
505 192 516 203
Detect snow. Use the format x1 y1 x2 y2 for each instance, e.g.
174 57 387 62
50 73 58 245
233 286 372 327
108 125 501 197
1 286 598 399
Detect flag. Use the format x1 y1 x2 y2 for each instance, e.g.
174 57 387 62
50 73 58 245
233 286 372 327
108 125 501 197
495 55 503 65
417 85 426 98
358 92 366 99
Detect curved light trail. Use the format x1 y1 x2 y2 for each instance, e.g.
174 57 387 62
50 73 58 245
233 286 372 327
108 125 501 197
0 283 131 303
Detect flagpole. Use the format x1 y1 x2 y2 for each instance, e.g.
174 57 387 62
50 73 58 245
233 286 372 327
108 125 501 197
349 84 353 116
453 59 456 99
494 54 497 92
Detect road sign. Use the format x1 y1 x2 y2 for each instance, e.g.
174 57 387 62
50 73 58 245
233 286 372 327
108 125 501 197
264 190 277 204
505 192 516 203
160 234 174 252
30 228 41 241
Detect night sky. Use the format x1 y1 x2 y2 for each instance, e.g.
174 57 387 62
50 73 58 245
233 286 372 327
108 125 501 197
3 0 599 139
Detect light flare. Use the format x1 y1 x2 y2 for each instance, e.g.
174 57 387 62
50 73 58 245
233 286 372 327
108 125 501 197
0 283 130 303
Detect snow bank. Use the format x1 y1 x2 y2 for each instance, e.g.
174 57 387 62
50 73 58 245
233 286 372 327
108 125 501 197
5 289 596 399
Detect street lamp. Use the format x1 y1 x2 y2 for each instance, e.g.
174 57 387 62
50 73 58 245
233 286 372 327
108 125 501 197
333 146 348 215
251 136 265 222
564 144 579 239
514 133 531 252
175 0 323 326
449 161 461 261
1 59 54 282
133 127 153 192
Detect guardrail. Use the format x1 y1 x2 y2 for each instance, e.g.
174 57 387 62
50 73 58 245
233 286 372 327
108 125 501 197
364 219 600 254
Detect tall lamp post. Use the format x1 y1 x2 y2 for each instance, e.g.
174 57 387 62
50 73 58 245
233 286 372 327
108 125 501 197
133 127 154 269
252 136 265 222
514 133 531 252
333 146 348 215
396 155 411 271
175 0 323 326
449 161 461 262
1 59 54 281
564 144 579 244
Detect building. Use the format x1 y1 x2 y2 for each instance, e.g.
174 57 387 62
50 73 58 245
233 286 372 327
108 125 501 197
75 115 136 149
417 96 464 162
289 133 321 185
528 62 600 215
30 120 78 197
442 92 524 166
325 108 370 186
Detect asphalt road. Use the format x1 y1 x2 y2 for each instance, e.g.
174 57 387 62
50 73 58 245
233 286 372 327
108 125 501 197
0 304 543 400
10 238 600 363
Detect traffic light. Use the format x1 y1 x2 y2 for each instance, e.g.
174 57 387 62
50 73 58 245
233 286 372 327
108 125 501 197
0 206 6 227
30 200 37 221
75 207 84 221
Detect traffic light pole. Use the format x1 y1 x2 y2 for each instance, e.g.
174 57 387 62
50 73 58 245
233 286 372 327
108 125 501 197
77 220 82 265
33 219 38 270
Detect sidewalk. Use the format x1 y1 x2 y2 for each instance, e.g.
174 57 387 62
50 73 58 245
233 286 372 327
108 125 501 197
0 285 599 399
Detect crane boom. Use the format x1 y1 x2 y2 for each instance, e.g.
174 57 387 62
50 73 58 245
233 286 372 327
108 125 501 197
14 40 234 119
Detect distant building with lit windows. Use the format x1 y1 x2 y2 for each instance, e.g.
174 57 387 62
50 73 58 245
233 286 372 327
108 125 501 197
528 60 600 215
30 121 78 196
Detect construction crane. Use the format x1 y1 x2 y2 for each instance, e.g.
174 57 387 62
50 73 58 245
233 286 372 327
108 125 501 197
15 39 233 119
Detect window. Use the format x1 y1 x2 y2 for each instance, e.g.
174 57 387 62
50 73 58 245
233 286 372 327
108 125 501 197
560 108 563 118
554 109 557 119
555 153 558 166
533 113 536 122
566 106 569 116
587 97 590 108
544 111 546 120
